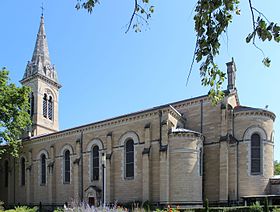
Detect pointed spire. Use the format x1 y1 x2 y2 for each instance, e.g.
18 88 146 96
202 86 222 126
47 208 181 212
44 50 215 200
31 15 51 65
22 15 59 86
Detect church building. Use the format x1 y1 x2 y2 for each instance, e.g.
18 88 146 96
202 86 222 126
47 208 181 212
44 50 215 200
0 15 278 208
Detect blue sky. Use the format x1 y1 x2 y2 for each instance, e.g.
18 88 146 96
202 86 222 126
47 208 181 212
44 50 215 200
0 0 279 161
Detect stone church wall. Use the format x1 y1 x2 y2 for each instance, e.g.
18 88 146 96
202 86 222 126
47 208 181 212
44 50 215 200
169 134 203 204
0 93 276 206
233 112 275 198
173 98 222 202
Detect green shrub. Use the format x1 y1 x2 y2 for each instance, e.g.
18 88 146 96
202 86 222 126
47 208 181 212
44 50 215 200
204 199 209 212
5 206 37 212
53 207 64 212
264 197 269 212
0 201 4 211
272 207 280 212
249 202 262 212
142 200 155 211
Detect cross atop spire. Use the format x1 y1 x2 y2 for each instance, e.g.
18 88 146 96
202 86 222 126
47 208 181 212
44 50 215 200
41 2 44 17
21 15 60 87
41 2 44 16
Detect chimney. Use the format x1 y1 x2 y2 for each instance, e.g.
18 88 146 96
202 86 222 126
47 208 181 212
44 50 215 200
226 58 236 91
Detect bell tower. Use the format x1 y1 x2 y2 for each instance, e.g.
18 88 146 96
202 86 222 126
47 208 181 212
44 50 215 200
20 15 61 136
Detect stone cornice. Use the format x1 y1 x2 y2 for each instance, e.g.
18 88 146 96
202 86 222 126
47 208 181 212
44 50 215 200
171 96 210 111
20 73 61 89
22 94 215 145
24 110 160 145
166 105 186 123
170 89 238 111
169 132 202 139
234 109 276 121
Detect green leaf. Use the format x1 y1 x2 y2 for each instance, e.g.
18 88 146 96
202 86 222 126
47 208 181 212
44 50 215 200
246 33 254 43
267 22 274 31
274 35 280 42
0 68 31 157
262 57 271 67
149 6 155 13
273 25 280 33
259 19 267 29
235 8 241 15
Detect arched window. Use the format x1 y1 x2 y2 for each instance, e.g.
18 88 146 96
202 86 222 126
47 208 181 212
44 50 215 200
28 93 35 117
21 158 26 186
4 161 9 187
48 96 53 120
43 94 47 118
251 133 261 174
92 146 99 181
41 154 46 184
64 150 70 183
125 139 134 178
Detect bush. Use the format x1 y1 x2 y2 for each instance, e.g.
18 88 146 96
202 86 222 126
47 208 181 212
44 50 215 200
142 200 155 211
273 207 280 212
249 202 262 212
5 206 37 212
204 199 209 212
53 207 64 212
60 202 129 212
0 201 4 211
264 197 269 212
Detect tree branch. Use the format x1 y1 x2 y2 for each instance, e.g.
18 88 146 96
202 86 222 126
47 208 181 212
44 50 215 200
135 13 149 25
248 0 265 57
186 37 198 88
248 0 256 33
125 0 138 33
252 7 271 23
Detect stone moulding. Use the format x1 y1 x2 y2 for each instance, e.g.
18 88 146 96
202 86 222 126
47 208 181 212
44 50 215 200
169 132 198 138
235 110 276 121
20 73 62 89
23 95 210 146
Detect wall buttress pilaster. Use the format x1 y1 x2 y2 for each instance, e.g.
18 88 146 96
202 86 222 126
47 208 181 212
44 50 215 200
159 122 169 204
106 134 113 203
142 126 151 202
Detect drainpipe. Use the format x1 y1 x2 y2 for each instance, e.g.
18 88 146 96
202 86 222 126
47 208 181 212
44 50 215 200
13 158 16 205
80 131 84 202
159 110 162 147
232 109 239 203
200 100 203 134
200 100 205 201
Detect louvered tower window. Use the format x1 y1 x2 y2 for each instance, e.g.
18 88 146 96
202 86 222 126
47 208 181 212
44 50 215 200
43 94 47 118
125 139 134 178
30 93 34 116
48 96 53 120
28 93 35 117
251 133 261 174
92 146 99 181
